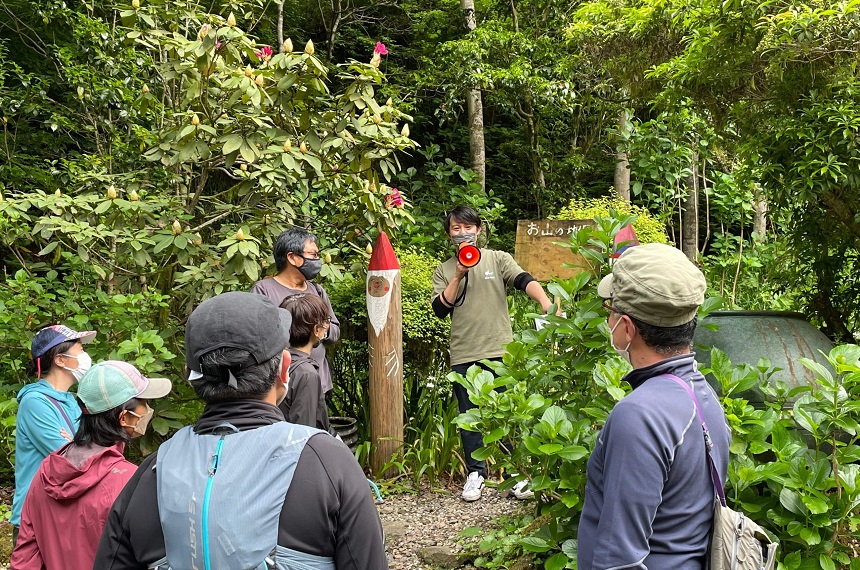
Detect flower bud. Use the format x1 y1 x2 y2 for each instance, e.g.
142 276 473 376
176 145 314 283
227 12 237 27
240 163 248 172
370 52 381 68
172 219 182 235
107 185 117 200
244 65 253 78
386 97 393 107
191 114 200 126
128 189 139 201
366 243 373 254
372 114 381 125
197 24 209 40
299 141 308 154
283 140 292 152
235 228 246 241
324 252 332 264
401 123 410 137
220 113 228 119
283 38 293 53
304 39 314 55
55 189 62 196
132 0 140 8
193 233 203 246
255 75 264 86
142 84 150 94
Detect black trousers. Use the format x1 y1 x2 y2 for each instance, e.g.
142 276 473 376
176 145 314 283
452 358 512 478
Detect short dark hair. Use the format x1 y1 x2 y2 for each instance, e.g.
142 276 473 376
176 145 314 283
444 206 481 234
274 228 317 273
73 397 142 447
280 294 329 346
189 347 281 403
26 340 79 377
626 314 698 356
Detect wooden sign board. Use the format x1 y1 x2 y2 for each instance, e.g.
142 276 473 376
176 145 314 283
514 219 595 282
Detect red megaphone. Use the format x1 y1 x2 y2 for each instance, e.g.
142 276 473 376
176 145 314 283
458 243 481 268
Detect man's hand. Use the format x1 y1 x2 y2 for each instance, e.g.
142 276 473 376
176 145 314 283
454 262 470 280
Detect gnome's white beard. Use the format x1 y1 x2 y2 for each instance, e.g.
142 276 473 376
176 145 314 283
367 269 399 336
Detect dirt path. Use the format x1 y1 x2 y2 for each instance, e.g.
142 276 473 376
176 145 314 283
379 484 530 569
0 484 529 569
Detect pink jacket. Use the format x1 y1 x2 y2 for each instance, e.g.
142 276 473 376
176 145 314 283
10 441 136 570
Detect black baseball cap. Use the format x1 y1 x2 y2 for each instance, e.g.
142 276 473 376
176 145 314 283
185 292 291 375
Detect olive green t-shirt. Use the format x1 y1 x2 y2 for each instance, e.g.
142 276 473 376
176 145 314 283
431 248 525 366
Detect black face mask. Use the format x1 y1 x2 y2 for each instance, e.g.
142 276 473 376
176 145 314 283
296 257 322 280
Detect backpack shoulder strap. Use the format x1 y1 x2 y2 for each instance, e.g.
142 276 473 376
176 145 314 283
44 394 76 433
660 373 728 507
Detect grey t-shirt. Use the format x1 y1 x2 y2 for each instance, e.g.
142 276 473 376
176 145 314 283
431 249 524 366
250 277 341 393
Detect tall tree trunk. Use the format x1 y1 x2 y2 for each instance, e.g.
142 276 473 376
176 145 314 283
614 107 631 201
461 0 486 192
509 0 519 32
515 99 545 212
753 191 767 238
278 1 284 51
681 151 699 261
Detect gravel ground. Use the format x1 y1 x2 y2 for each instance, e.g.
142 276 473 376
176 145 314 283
380 482 531 569
0 483 530 570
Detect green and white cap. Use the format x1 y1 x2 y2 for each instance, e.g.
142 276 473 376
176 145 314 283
597 243 706 327
77 361 172 414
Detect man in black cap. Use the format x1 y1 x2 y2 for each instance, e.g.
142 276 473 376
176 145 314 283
578 244 730 569
94 292 387 569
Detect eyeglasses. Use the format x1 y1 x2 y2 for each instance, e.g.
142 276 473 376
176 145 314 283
298 250 321 260
602 298 622 314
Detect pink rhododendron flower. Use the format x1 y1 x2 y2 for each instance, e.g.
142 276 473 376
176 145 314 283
255 45 273 60
386 188 403 208
374 42 388 56
215 41 223 50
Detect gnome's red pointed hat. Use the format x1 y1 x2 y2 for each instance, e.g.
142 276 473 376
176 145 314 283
367 232 400 335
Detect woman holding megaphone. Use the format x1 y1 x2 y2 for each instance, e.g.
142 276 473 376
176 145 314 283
431 205 555 503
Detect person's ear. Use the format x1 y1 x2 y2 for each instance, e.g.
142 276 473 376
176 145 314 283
279 349 291 384
118 410 132 429
621 315 636 344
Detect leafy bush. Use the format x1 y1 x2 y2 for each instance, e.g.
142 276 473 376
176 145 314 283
554 196 669 245
709 347 860 569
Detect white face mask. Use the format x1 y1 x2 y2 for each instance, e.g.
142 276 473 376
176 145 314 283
60 351 92 382
609 317 632 365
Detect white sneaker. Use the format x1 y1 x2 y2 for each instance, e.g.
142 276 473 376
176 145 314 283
461 472 485 502
512 480 534 500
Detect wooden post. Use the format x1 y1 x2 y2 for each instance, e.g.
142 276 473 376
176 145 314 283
367 232 403 477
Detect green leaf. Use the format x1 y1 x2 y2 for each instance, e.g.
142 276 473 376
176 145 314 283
538 443 564 455
459 527 482 537
544 552 568 570
484 426 509 443
800 494 829 515
519 536 551 553
799 358 833 382
239 142 258 164
779 488 807 515
222 134 244 155
819 554 835 570
38 241 59 256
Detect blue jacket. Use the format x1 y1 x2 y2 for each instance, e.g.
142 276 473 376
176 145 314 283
577 353 730 570
12 380 81 526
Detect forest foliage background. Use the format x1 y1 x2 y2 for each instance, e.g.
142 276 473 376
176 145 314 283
2 0 860 567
